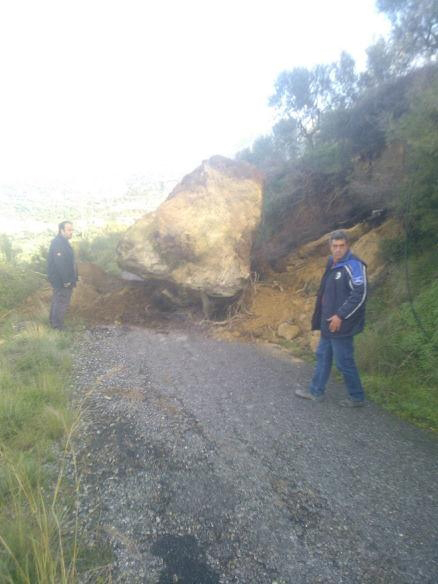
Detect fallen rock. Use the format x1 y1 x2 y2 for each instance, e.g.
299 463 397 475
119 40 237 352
277 322 300 340
117 156 263 301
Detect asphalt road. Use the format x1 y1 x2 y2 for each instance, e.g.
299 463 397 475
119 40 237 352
73 325 437 584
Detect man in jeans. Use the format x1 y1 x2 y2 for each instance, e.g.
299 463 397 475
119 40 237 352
296 230 367 406
47 221 78 330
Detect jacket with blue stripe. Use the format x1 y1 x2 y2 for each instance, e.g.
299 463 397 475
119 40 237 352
311 251 367 337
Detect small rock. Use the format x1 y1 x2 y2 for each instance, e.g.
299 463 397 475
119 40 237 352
277 322 300 340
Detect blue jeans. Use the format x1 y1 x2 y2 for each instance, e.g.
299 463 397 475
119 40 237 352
310 335 365 402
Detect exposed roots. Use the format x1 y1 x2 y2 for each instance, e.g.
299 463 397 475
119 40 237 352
207 272 259 327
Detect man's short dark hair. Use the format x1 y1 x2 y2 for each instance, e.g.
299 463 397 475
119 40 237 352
329 230 349 243
58 221 72 234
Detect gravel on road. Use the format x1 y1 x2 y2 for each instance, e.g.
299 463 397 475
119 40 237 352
71 325 437 584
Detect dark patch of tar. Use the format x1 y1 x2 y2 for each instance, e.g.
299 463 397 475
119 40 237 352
152 535 220 584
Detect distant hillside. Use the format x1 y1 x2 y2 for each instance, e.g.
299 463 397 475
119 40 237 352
0 178 176 258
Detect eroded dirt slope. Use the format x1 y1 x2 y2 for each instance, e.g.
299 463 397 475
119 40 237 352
218 219 401 349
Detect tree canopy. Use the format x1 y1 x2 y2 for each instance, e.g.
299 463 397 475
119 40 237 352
377 0 438 66
269 52 359 147
236 0 438 209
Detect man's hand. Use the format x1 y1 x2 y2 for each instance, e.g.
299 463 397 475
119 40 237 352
327 314 342 332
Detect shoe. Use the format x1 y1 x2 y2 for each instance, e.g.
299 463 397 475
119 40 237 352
339 399 366 408
295 388 324 402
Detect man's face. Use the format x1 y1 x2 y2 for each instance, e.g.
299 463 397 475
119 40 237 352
330 238 348 262
61 223 74 239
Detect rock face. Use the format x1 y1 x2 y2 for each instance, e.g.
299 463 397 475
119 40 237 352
117 156 263 300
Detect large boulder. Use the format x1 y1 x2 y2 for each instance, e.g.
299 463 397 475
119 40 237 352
117 156 263 302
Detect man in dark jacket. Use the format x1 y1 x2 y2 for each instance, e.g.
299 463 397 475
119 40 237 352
295 230 367 406
47 221 78 330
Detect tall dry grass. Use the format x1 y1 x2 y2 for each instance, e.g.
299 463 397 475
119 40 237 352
0 312 83 582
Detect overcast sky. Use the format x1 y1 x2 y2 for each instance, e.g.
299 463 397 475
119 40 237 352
0 0 389 195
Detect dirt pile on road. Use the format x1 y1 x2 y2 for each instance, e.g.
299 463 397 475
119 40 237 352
71 280 153 326
69 263 172 326
22 263 183 328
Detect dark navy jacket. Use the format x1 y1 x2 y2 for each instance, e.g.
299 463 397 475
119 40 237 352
47 234 78 289
311 251 367 337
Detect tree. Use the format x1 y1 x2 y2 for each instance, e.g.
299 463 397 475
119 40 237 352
236 119 300 172
391 79 438 247
332 51 360 108
269 53 359 147
236 135 279 172
362 38 400 87
377 0 438 68
269 64 332 147
272 118 299 161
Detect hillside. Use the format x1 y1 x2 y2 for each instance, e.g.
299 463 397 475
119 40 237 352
232 63 438 429
0 178 174 260
249 64 438 270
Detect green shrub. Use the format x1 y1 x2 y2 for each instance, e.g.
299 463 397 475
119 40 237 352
390 79 438 251
357 262 438 430
300 142 353 175
0 265 43 312
75 228 124 274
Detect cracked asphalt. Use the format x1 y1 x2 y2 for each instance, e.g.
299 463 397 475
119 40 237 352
72 325 437 583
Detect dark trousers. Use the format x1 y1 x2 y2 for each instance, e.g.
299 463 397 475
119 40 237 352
309 335 365 402
49 287 73 330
